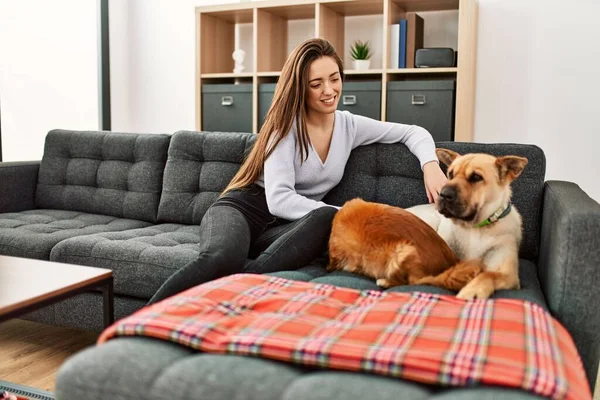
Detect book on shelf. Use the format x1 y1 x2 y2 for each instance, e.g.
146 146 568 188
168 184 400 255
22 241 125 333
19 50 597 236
391 13 424 69
406 13 424 68
390 23 399 69
399 19 407 68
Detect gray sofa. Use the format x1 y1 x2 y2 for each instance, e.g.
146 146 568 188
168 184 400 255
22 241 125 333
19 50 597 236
0 129 597 398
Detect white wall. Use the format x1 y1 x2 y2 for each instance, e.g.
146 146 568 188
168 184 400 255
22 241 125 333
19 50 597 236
0 0 99 161
109 0 599 201
474 0 600 201
108 0 240 134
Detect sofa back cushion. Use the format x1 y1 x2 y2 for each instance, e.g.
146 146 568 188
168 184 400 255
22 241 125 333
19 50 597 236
323 142 546 262
157 131 256 224
36 130 171 223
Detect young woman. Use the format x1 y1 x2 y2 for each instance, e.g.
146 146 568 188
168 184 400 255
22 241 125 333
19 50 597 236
149 38 447 303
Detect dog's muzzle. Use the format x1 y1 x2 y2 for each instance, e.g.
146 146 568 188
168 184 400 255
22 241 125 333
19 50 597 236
439 185 457 203
437 185 477 221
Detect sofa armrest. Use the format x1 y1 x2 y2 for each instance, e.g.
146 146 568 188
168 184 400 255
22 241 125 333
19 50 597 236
538 180 600 390
0 161 40 213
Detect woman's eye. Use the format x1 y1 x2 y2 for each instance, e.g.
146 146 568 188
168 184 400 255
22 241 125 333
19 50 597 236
331 78 339 83
469 173 483 183
311 84 321 89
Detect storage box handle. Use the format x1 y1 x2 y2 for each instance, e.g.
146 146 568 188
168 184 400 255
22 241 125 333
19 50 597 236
411 95 426 105
221 96 234 106
342 95 356 106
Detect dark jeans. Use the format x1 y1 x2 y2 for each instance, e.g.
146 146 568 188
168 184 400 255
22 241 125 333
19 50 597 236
149 185 337 304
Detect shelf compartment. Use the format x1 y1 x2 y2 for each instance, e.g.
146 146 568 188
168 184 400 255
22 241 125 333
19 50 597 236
255 5 316 73
318 1 384 70
317 3 345 55
391 0 459 12
198 10 254 74
320 0 384 16
196 3 254 18
258 3 316 20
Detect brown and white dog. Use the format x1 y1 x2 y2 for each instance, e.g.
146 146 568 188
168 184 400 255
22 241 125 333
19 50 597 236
328 148 528 300
408 149 528 300
327 198 483 293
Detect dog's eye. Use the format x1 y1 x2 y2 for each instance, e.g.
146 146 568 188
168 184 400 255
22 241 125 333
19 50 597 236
469 173 483 183
448 170 454 179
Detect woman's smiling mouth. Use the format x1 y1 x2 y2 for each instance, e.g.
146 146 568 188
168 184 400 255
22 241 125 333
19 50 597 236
321 96 336 105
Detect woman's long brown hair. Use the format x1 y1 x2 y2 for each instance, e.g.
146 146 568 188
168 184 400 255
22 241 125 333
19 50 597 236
222 38 344 195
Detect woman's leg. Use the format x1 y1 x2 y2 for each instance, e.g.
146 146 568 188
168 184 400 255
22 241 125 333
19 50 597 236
149 205 251 304
244 206 338 274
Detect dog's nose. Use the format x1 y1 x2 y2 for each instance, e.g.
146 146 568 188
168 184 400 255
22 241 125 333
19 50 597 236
439 186 457 202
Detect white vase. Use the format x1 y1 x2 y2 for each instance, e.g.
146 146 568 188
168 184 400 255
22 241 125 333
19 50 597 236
352 59 371 71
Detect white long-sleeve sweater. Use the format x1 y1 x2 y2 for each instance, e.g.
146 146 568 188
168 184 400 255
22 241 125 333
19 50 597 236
254 110 438 220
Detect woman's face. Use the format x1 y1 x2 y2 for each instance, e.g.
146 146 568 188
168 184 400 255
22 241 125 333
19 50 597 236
305 56 342 116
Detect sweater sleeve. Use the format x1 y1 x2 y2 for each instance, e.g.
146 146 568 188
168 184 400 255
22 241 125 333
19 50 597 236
349 112 438 169
263 133 337 221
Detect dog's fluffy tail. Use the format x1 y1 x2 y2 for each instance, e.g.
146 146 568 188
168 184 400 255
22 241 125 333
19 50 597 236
413 259 483 291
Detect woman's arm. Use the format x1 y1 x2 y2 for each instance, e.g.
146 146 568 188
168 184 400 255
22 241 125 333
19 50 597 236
263 133 337 220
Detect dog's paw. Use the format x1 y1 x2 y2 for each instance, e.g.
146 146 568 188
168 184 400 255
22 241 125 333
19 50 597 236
456 283 493 300
457 262 483 283
376 278 391 288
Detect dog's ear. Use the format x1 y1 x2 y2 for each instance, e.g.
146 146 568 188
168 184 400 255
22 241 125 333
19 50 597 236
436 148 460 167
496 156 528 183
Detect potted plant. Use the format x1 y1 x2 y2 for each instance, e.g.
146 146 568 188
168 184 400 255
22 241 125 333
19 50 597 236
350 40 372 70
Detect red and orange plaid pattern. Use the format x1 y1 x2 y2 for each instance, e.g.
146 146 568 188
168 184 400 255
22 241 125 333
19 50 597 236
99 274 591 400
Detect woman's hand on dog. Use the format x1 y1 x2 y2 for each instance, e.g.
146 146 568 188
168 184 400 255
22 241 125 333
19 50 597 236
423 160 448 204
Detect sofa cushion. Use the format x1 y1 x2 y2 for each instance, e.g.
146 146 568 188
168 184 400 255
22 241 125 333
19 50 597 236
56 331 542 400
324 142 546 262
0 210 151 260
48 220 283 300
36 130 171 223
157 130 256 224
50 224 202 299
269 258 549 311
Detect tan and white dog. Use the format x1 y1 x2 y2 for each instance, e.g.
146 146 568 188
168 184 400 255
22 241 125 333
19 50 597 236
408 148 528 300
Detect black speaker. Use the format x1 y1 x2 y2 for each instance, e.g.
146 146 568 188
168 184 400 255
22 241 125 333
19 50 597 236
415 48 456 68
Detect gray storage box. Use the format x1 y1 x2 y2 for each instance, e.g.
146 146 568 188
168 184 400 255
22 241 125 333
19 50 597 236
202 84 252 133
258 83 276 131
386 80 455 142
259 81 382 130
337 81 381 120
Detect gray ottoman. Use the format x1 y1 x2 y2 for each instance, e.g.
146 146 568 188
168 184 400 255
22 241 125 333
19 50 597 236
56 260 548 400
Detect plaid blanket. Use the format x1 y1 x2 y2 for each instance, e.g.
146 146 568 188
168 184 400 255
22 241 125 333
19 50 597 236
99 274 591 400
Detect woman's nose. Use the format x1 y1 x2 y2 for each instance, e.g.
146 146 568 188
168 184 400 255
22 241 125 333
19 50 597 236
323 83 334 95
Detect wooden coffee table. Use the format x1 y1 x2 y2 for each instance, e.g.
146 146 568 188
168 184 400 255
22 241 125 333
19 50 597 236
0 255 114 327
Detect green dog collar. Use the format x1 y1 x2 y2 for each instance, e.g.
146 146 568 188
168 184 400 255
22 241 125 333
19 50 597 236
475 203 512 228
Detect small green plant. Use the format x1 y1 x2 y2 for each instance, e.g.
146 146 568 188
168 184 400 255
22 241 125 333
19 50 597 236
350 40 372 60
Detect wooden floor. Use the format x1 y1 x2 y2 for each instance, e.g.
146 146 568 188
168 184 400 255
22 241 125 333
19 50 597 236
0 319 98 392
